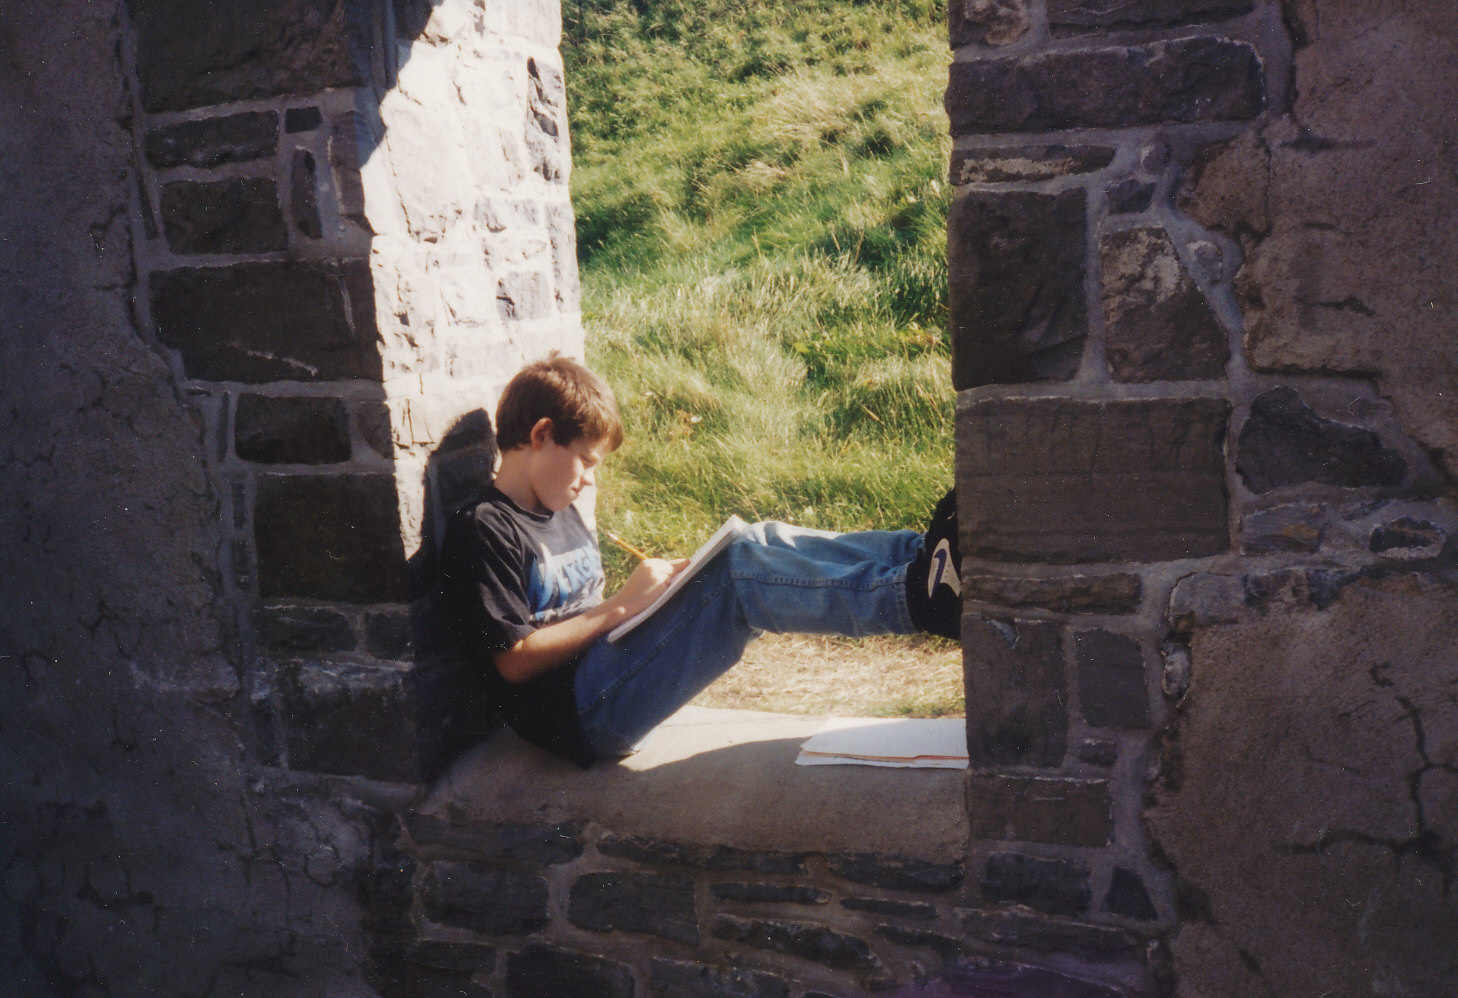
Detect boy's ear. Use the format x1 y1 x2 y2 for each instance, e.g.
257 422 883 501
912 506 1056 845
528 417 555 449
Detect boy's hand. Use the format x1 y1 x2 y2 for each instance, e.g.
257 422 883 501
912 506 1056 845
493 556 689 685
615 557 689 615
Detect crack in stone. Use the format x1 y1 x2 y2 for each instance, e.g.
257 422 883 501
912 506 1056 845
1276 688 1454 898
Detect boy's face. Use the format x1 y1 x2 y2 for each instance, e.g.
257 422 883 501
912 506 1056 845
526 428 611 514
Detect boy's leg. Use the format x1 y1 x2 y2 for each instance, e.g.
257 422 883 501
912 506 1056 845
574 522 920 757
575 491 960 757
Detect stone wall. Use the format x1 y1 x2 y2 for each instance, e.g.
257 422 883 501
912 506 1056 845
947 0 1457 994
126 0 581 783
7 0 1456 995
1 0 577 994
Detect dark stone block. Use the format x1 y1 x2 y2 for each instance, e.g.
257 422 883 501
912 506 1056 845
254 474 406 602
404 817 585 865
143 111 277 168
505 945 633 998
711 915 880 972
825 854 964 893
354 401 395 459
366 611 413 660
1049 0 1254 30
1078 740 1120 767
940 958 1129 998
421 861 550 936
329 112 373 232
981 853 1092 916
568 872 698 944
1303 566 1374 612
235 394 350 464
951 145 1115 185
961 909 1144 956
1167 572 1246 631
277 659 417 779
1100 227 1229 381
291 150 323 239
649 958 790 998
949 0 1030 47
957 397 1231 562
711 882 830 905
949 189 1087 389
383 937 496 976
358 850 417 936
130 0 366 113
372 937 495 998
160 178 287 255
967 776 1114 846
1237 388 1408 494
962 573 1143 614
1370 517 1444 553
1240 503 1325 555
1106 178 1157 214
963 617 1067 768
1102 867 1159 921
840 897 937 920
253 605 356 652
1075 629 1151 730
947 37 1264 135
598 836 807 874
151 259 380 383
285 106 323 133
873 925 967 960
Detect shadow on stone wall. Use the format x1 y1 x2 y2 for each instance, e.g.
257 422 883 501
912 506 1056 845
1 1 575 994
409 409 502 776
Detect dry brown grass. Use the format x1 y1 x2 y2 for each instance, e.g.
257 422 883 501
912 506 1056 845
689 632 964 717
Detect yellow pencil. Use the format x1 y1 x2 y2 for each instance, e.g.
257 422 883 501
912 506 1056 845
603 529 651 562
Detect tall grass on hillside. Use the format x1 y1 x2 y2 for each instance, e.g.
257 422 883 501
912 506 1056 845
564 0 954 581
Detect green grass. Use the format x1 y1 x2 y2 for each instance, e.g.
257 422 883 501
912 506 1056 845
564 0 954 581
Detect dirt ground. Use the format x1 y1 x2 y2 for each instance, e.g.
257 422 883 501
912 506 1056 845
689 632 965 717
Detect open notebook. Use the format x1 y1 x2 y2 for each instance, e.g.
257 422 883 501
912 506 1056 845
606 515 748 642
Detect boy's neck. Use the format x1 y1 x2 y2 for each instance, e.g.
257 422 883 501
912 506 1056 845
492 448 543 514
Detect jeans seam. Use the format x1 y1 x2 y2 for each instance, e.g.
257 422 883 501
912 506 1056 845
729 565 914 632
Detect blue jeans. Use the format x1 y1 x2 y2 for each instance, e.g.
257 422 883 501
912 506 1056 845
574 521 922 758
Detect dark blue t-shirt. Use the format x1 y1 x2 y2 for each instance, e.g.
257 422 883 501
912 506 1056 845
443 486 604 764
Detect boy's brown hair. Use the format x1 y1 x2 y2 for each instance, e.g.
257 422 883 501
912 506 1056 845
495 353 625 452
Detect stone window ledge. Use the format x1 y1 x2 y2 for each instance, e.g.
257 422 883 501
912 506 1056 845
417 705 969 861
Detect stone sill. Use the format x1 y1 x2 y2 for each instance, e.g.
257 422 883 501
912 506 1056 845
418 705 969 862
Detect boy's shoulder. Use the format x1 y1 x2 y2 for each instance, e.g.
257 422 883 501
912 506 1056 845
448 486 593 549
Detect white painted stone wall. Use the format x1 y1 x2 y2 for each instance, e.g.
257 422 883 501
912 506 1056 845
364 0 582 556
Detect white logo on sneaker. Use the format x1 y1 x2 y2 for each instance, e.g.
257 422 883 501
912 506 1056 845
928 538 961 597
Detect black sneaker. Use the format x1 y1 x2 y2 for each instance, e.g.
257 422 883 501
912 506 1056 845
906 488 962 640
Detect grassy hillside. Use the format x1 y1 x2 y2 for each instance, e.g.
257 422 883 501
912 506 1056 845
564 0 954 579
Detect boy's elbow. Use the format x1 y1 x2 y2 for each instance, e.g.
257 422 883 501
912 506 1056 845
492 646 534 685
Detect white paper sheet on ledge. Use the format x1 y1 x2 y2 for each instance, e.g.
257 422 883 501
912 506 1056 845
795 716 967 769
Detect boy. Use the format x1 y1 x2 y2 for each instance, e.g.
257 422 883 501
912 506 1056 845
442 354 961 766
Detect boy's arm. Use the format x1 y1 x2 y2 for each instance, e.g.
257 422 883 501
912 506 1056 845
493 556 686 684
